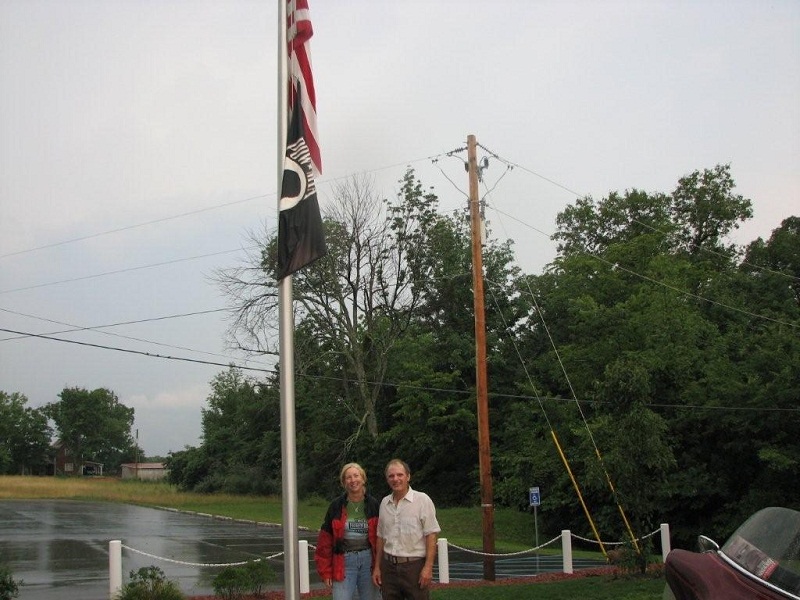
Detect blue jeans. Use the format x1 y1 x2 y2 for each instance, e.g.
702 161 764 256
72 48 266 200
332 548 381 600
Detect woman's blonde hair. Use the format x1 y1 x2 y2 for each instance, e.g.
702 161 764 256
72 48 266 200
339 462 367 487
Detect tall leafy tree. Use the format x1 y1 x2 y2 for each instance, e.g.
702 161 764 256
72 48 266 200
47 387 135 474
670 164 753 260
514 165 767 545
165 367 285 495
219 169 448 442
215 167 532 499
0 391 51 474
743 216 800 308
719 216 800 523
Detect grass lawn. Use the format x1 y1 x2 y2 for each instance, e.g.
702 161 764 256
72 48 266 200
429 575 666 599
0 476 667 599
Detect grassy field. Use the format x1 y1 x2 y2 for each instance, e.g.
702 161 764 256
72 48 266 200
0 476 559 550
0 476 667 599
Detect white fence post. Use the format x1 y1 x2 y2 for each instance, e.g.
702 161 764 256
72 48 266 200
660 523 671 562
561 530 573 574
109 540 122 599
437 538 449 584
299 539 310 594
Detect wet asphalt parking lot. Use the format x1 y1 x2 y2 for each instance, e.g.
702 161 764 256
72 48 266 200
0 499 604 599
0 499 318 600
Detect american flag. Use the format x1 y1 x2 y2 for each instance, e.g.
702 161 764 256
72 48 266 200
286 0 321 176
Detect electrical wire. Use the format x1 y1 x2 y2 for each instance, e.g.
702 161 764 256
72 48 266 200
0 247 258 295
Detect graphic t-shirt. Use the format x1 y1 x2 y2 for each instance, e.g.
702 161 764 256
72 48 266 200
343 500 369 552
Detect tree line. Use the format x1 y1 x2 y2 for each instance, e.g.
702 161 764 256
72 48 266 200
168 165 799 548
3 164 797 549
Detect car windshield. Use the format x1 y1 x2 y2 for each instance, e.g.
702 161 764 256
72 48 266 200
721 507 800 597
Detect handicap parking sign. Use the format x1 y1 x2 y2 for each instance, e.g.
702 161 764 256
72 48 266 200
529 486 541 507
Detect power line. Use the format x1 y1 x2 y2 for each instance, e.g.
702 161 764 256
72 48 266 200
2 142 795 409
1 152 450 261
0 306 227 331
0 306 238 360
4 326 796 417
0 247 257 295
483 147 798 282
475 157 797 328
0 327 273 374
0 193 274 260
488 202 797 328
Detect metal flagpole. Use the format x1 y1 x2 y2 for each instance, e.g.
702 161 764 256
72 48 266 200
277 1 300 598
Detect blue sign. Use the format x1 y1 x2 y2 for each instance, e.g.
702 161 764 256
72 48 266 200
529 486 541 507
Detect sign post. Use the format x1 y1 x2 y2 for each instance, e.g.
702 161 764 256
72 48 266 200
529 486 541 573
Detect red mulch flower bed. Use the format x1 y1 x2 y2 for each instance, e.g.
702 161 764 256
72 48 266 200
186 566 633 599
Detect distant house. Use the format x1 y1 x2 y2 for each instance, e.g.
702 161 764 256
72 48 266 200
121 462 168 481
51 440 104 476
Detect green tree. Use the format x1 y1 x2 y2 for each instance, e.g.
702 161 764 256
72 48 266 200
219 170 454 442
47 387 135 474
377 325 477 505
670 163 753 259
715 216 800 524
215 167 533 499
579 359 676 539
165 445 210 491
389 209 530 504
0 391 51 475
166 367 282 495
202 160 799 552
200 367 281 494
554 188 673 257
518 165 767 545
743 216 800 307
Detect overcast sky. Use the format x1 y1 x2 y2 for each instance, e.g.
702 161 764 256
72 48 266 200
1 1 798 457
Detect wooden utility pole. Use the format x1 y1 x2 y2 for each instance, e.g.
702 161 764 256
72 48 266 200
467 134 495 580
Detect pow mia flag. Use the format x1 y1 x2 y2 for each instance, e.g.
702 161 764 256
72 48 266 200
276 83 326 280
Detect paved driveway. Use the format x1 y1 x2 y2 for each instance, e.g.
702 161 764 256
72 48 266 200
0 499 318 600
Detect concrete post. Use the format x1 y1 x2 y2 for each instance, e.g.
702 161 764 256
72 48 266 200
109 540 122 599
561 530 573 574
437 538 450 584
299 539 310 593
660 523 671 561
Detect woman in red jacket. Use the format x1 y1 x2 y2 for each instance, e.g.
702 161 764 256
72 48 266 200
314 462 381 599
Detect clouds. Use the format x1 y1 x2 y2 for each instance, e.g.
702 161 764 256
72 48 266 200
1 0 797 455
2 1 273 245
127 385 209 455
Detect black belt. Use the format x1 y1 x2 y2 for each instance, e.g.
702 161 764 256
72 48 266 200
345 547 370 553
384 554 423 564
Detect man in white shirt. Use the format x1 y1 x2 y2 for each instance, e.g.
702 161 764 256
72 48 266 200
372 459 441 600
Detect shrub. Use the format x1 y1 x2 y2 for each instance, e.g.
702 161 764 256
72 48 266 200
242 560 275 596
115 566 185 600
0 565 22 600
607 536 655 575
212 567 249 600
213 560 275 600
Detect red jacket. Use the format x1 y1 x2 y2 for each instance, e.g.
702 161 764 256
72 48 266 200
314 493 380 582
